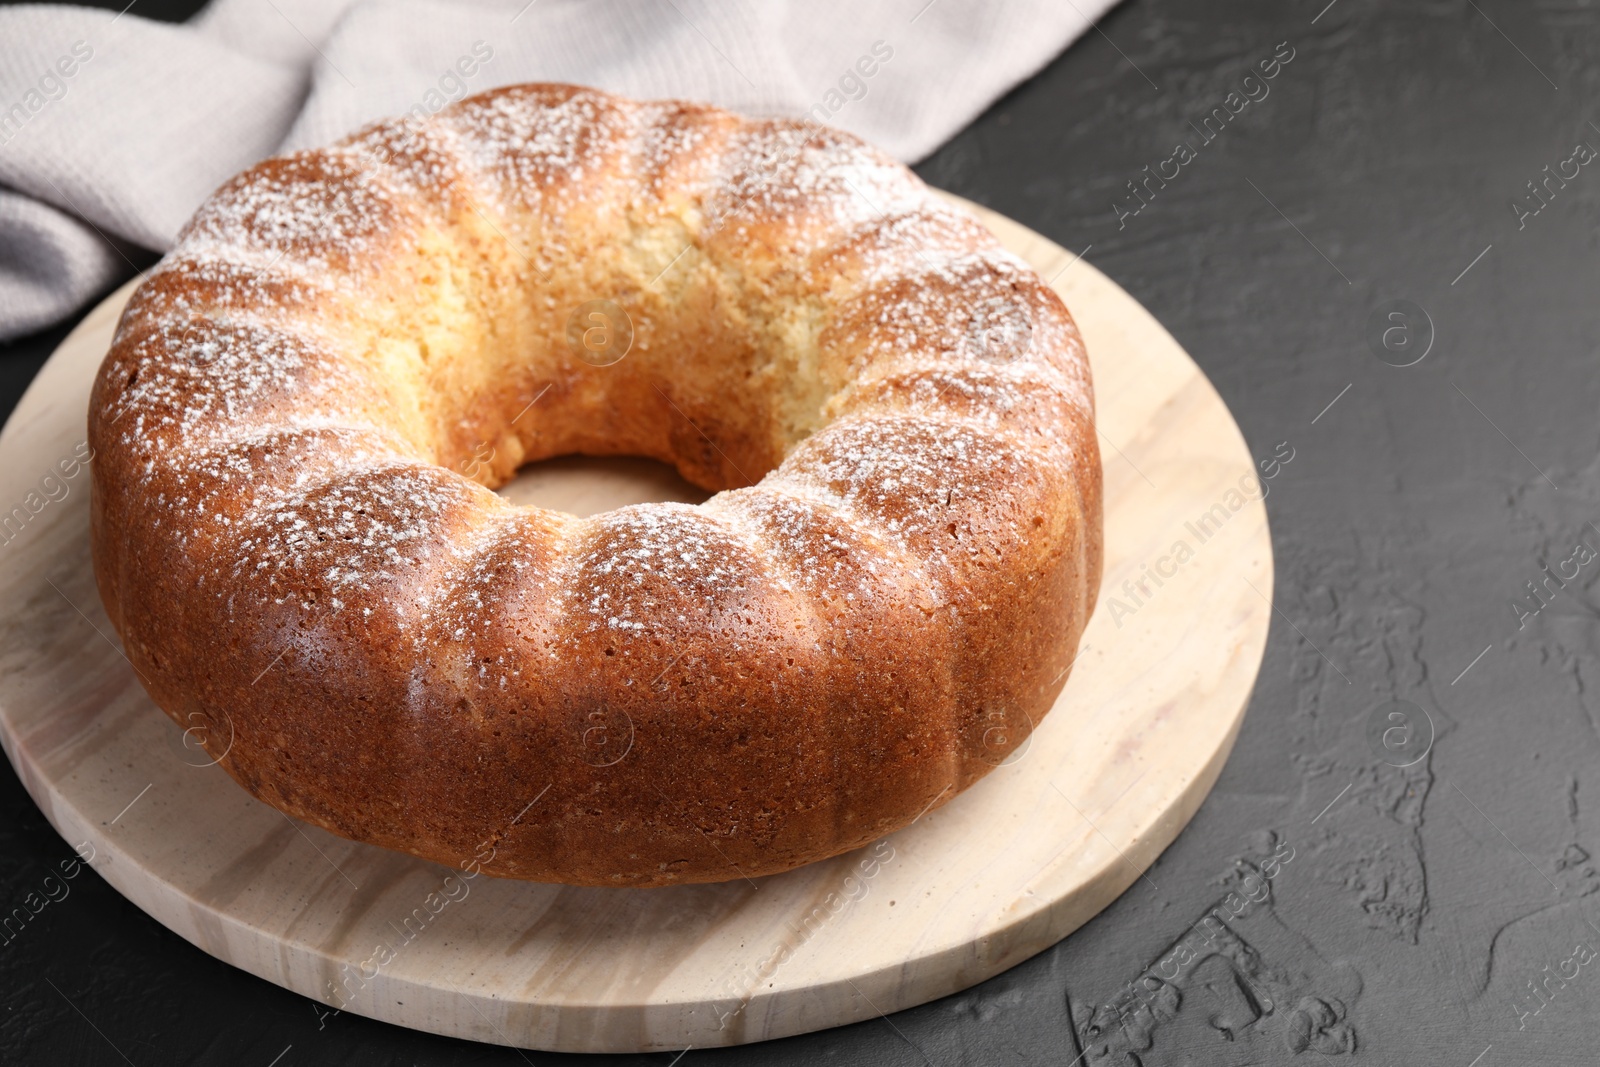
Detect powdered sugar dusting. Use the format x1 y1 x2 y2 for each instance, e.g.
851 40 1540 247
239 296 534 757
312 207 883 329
809 202 989 290
698 120 923 244
415 509 572 690
711 487 943 613
442 86 633 210
229 462 492 617
777 414 1035 575
822 250 1074 374
177 150 415 280
566 504 767 635
102 318 376 467
118 255 337 343
137 427 417 555
96 80 1094 709
834 363 1093 453
628 101 726 198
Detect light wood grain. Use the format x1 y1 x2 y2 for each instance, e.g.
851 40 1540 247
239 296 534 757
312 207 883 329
0 195 1271 1052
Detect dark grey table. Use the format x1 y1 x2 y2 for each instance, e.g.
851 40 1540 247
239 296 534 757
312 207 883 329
3 0 1594 1063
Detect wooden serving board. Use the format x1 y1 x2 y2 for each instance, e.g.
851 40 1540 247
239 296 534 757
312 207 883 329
0 195 1271 1053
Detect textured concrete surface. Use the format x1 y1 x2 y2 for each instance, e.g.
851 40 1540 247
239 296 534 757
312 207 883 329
3 0 1598 1063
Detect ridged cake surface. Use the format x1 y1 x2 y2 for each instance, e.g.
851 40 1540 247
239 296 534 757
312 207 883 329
88 84 1102 886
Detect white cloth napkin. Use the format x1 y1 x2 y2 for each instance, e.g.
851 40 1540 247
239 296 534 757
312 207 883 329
0 0 1115 341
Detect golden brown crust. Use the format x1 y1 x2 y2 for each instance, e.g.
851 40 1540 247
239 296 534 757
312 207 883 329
87 83 1102 886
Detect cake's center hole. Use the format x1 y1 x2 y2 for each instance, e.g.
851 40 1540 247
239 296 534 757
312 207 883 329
494 455 713 518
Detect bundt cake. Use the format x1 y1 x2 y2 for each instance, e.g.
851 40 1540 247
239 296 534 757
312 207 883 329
88 83 1102 887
